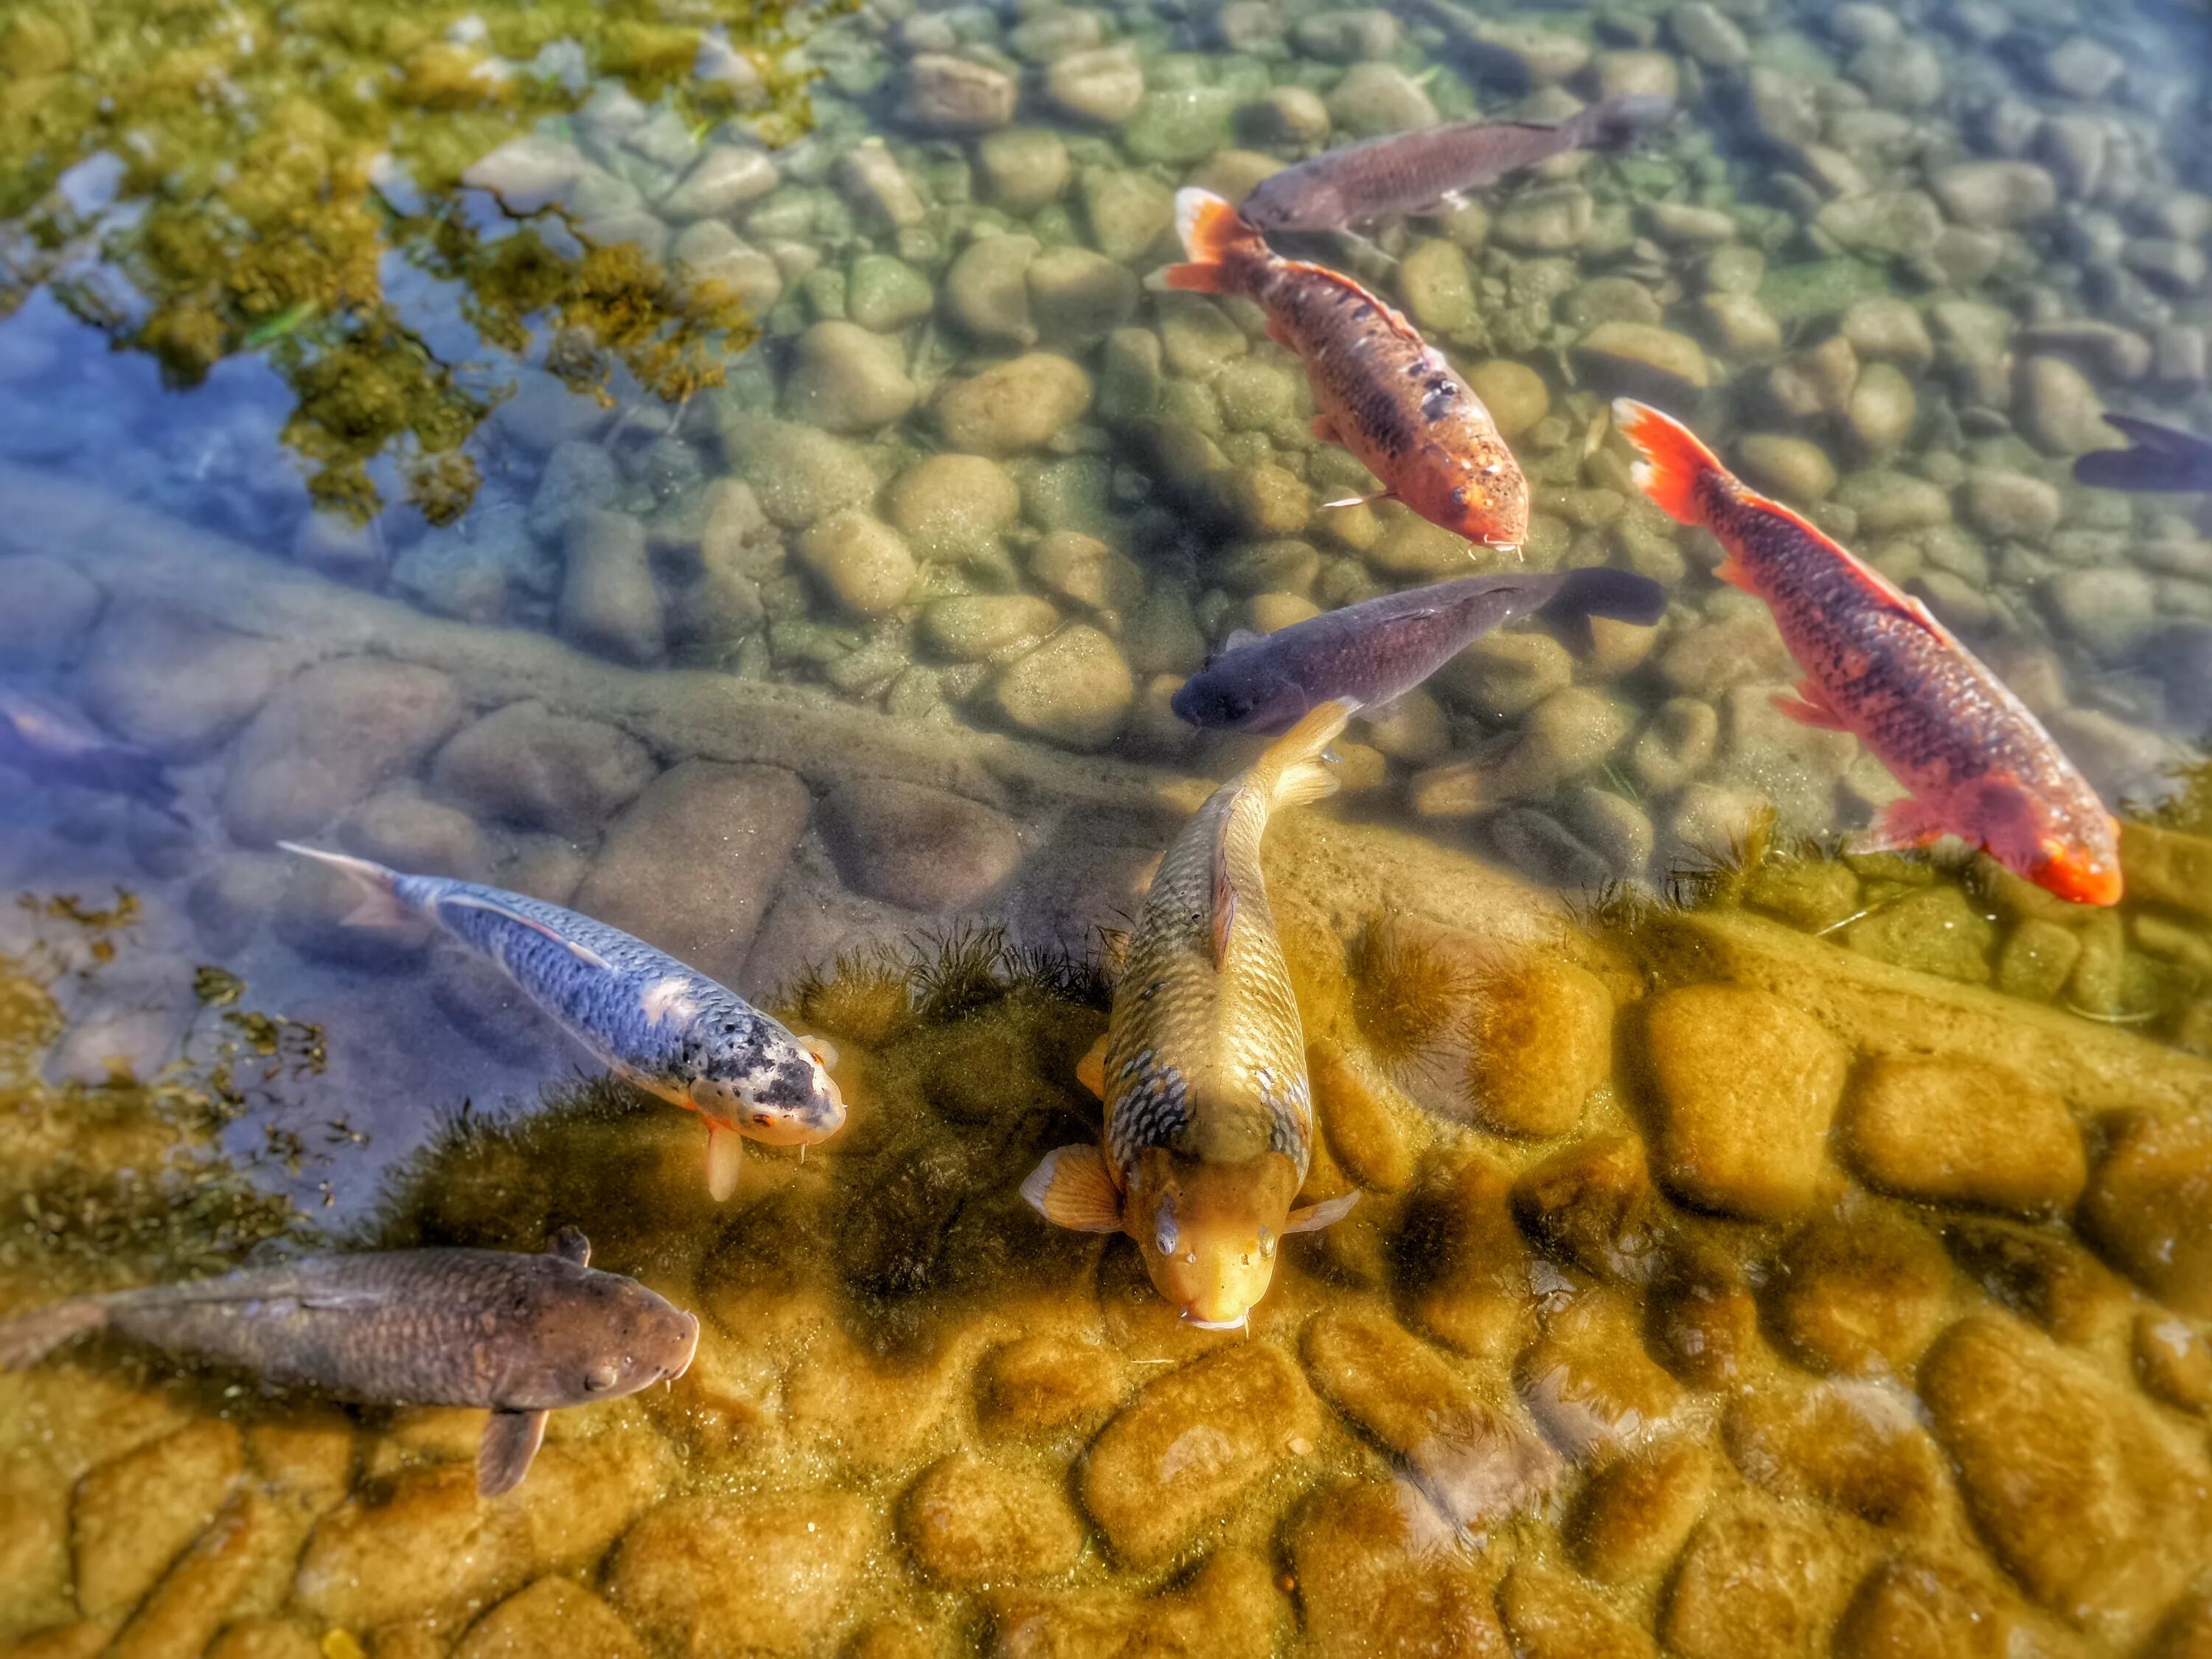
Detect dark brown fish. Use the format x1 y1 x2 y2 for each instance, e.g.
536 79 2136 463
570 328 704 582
0 1228 698 1495
2074 414 2212 494
1239 96 1676 234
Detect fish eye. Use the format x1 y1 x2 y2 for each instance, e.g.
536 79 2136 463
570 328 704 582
583 1363 620 1393
1259 1229 1276 1260
1155 1211 1179 1256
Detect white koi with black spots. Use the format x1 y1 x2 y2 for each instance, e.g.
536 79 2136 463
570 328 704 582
280 845 846 1197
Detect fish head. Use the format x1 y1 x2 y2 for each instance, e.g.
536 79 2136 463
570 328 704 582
694 1031 848 1148
1124 1149 1302 1329
2031 828 2125 907
1239 175 1343 234
1427 459 1531 552
510 1274 701 1408
1973 780 2125 908
1170 664 1308 734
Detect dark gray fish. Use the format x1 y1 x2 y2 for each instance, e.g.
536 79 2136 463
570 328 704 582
0 1228 698 1495
0 687 187 824
2074 414 2212 494
1240 96 1677 234
1171 567 1669 734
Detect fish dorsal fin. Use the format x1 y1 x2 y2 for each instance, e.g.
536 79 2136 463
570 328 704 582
1217 628 1264 658
1209 800 1238 972
705 1123 745 1202
1021 1144 1124 1233
476 1408 548 1497
439 893 612 971
549 1226 591 1266
1285 1191 1361 1234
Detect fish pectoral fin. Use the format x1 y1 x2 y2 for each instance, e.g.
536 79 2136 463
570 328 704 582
705 1122 745 1202
1020 1144 1124 1232
1319 489 1396 510
1284 1190 1362 1234
1851 795 1952 854
1310 414 1340 445
1773 682 1851 733
549 1226 591 1266
1712 549 1758 594
1217 628 1264 658
476 1408 548 1498
1209 807 1239 971
1075 1034 1109 1100
437 894 613 971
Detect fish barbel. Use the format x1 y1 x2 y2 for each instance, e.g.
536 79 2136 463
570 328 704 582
1164 190 1529 553
279 845 846 1197
2074 413 2212 494
1172 566 1668 734
0 1229 699 1495
1240 95 1677 234
1022 701 1359 1329
1615 399 2123 906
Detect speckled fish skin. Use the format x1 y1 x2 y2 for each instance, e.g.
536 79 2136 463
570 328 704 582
1171 567 1668 734
1239 96 1676 233
1096 700 1352 1324
279 846 845 1192
1166 190 1529 552
1615 399 2123 906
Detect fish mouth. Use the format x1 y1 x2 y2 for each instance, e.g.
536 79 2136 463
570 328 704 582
1180 1310 1251 1332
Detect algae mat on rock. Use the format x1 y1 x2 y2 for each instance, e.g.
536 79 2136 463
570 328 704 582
4 840 2212 1658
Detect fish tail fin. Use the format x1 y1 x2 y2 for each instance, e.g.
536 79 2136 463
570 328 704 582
1250 697 1354 813
0 1298 108 1371
1543 567 1670 655
1164 189 1268 294
1585 93 1676 150
1611 399 1731 530
276 842 416 928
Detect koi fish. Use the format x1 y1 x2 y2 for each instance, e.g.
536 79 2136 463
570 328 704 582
1240 96 1677 234
0 1229 698 1495
1164 190 1530 553
0 686 187 824
1021 700 1360 1329
1172 566 1667 734
2074 413 2212 494
1613 400 2123 905
279 845 846 1197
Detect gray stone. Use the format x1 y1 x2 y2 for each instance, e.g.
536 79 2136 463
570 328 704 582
839 139 928 230
1027 246 1141 347
977 129 1072 215
219 658 462 847
1962 472 2062 543
818 779 1023 911
1082 168 1175 263
1931 161 2058 230
1121 87 1239 167
561 509 665 665
526 439 620 543
341 782 493 882
901 54 1018 133
1670 2 1749 66
2017 356 2115 457
78 605 296 761
991 625 1134 748
1046 46 1144 124
1736 435 1838 501
944 233 1041 349
669 218 782 313
2045 568 2156 662
936 353 1093 455
1294 9 1402 62
429 700 657 839
572 760 813 987
1326 63 1439 138
720 414 880 529
799 511 919 616
659 145 779 220
0 554 101 670
782 320 918 433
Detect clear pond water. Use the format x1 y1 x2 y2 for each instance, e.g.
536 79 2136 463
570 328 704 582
1 0 2211 1652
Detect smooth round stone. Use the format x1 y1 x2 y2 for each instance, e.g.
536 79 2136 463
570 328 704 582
936 352 1094 455
976 128 1071 213
782 321 917 433
922 594 1062 661
1121 86 1239 166
1735 434 1838 501
1326 63 1439 138
1961 470 2062 541
943 233 1040 348
1843 1054 2087 1216
846 254 935 333
1840 297 1934 370
1398 240 1475 335
799 510 919 615
1931 160 2059 229
1242 86 1331 146
1576 321 1711 392
990 623 1134 748
2017 355 2115 456
1464 360 1550 439
1769 1212 1955 1377
1046 46 1144 123
1026 245 1141 345
659 144 779 219
1846 362 1917 456
901 1453 1082 1586
886 453 1023 564
1570 1441 1714 1587
818 780 1023 913
1670 2 1749 68
900 53 1017 133
1832 470 1951 535
560 510 664 666
2045 566 2155 661
1294 8 1402 62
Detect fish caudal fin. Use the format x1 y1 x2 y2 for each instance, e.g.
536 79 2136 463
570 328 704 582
705 1122 745 1202
1611 399 1729 531
276 842 414 928
1249 697 1354 813
1542 567 1669 654
0 1298 107 1371
476 1408 547 1497
1022 1144 1124 1232
1164 189 1269 295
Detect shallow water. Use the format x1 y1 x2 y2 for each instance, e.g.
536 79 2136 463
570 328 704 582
1 0 2211 1651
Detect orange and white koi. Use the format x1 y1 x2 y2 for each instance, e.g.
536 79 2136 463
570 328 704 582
1163 189 1530 554
1614 399 2123 905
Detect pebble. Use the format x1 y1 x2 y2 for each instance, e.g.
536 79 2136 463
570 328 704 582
886 453 1022 566
900 1453 1082 1585
2045 566 2154 661
1326 63 1439 138
1630 697 1721 796
659 144 778 220
722 414 880 529
1027 245 1141 345
218 658 461 848
1046 46 1145 124
1436 631 1573 719
1670 2 1750 68
1514 1290 1685 1458
1287 1481 1505 1655
1724 1380 1947 1531
900 54 1016 133
1397 1154 1537 1362
2017 355 2115 457
1660 1502 1854 1659
994 1550 1280 1659
668 220 781 313
1463 959 1614 1138
79 605 296 761
2043 35 2126 99
610 1495 874 1658
0 554 102 670
1841 1054 2086 1215
1846 363 1916 457
1735 434 1838 501
1832 470 1950 535
1961 470 2062 542
977 129 1071 215
1842 886 1992 984
782 321 917 433
73 1421 243 1618
562 509 665 665
799 510 919 616
990 623 1133 749
1946 1217 2129 1347
2079 1111 2212 1317
1592 49 1680 102
1570 1439 1714 1587
2134 1313 2212 1414
1512 1132 1669 1284
1645 984 1848 1221
1840 298 1934 372
1121 86 1239 167
1768 1211 1954 1377
1082 167 1176 263
1832 1556 2024 1659
924 595 1062 661
1930 161 2058 230
1922 1316 2211 1645
1496 1559 1661 1659
1079 1343 1315 1567
1485 687 1635 799
1575 322 1711 393
839 139 927 230
571 760 811 986
936 352 1093 455
1302 1308 1559 1530
1464 359 1550 439
976 1335 1125 1440
1495 185 1593 254
944 233 1040 348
